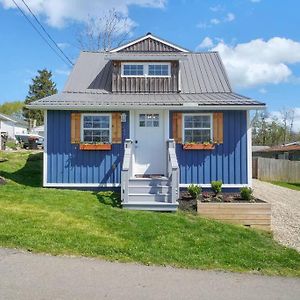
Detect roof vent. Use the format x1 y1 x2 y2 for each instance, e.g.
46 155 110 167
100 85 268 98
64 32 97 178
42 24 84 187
146 32 152 36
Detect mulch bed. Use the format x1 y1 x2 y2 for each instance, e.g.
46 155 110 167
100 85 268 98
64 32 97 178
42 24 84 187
179 191 264 212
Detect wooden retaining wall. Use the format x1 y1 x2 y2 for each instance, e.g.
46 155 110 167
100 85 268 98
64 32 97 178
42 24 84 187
197 202 271 231
252 157 300 183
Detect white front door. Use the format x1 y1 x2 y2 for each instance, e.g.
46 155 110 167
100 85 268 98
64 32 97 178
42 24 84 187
133 110 166 175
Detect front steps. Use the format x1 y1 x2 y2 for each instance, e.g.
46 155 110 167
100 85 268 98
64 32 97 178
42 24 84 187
122 177 178 211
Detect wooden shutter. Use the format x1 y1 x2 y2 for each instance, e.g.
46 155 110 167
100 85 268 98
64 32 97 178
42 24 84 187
71 113 81 144
213 112 223 144
112 112 122 144
172 112 182 144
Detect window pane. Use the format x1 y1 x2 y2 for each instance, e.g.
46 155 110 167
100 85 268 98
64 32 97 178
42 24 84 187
184 129 211 143
148 64 169 76
123 64 144 76
184 115 211 128
83 115 110 143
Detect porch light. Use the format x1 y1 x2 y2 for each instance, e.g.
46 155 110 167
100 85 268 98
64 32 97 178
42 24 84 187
121 113 127 122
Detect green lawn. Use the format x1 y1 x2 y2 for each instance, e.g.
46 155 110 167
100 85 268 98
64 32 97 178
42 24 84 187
269 181 300 191
0 151 300 276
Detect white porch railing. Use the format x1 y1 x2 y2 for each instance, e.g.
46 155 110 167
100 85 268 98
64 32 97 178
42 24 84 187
121 139 133 203
167 139 179 203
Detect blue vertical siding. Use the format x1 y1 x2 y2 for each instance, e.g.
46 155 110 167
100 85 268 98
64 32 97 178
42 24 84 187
47 110 129 184
170 110 248 185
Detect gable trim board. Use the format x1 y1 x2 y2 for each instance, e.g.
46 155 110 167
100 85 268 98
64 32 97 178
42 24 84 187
110 34 189 53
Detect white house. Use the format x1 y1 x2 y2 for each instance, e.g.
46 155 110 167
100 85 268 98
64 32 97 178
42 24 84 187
0 112 28 139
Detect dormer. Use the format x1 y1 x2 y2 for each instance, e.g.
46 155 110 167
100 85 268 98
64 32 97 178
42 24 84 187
105 33 189 93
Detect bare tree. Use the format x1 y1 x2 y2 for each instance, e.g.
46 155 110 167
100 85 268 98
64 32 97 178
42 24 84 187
280 108 295 144
77 9 133 51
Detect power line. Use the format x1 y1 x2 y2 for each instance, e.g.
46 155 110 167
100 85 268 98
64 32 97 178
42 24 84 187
11 0 73 67
20 0 74 66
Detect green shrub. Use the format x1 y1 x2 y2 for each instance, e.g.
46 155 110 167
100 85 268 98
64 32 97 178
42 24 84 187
240 187 253 200
211 180 222 194
187 184 202 199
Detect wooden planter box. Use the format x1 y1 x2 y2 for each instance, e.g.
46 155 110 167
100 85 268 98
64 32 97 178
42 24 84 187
197 202 271 231
79 144 112 151
183 143 215 150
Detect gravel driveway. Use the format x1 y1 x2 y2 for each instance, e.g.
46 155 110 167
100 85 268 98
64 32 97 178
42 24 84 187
253 179 300 252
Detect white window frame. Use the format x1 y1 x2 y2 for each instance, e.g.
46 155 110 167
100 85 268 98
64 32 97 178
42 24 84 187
121 62 171 78
182 113 213 144
81 113 112 143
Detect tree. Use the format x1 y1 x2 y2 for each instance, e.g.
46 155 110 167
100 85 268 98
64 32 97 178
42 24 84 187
0 101 24 116
77 9 132 51
23 69 57 126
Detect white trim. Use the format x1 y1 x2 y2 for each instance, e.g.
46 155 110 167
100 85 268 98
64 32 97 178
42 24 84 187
182 113 213 144
30 105 266 111
121 62 171 78
44 183 121 188
110 34 189 53
247 111 252 187
43 110 48 187
179 184 249 188
80 113 112 143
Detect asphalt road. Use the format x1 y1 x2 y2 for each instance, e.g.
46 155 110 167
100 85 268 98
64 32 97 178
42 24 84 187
0 248 299 300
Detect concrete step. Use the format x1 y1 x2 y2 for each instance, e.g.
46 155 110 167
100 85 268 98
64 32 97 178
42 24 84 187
128 185 171 194
123 201 178 211
128 193 171 203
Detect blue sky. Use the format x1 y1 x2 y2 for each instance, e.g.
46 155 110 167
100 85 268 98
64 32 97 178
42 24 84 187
0 0 300 128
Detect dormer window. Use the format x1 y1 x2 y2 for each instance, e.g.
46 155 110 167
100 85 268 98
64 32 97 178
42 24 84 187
121 62 170 77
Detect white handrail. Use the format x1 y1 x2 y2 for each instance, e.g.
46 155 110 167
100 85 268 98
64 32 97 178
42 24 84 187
121 139 133 203
167 139 179 203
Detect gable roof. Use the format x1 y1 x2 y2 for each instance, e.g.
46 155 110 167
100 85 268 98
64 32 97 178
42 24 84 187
0 112 27 127
27 33 266 110
110 33 189 53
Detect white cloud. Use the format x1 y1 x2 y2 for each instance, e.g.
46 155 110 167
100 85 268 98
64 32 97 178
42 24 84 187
0 0 166 28
211 37 300 88
225 12 235 22
196 37 214 50
210 18 220 25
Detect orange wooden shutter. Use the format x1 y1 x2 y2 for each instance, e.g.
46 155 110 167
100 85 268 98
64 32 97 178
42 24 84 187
172 112 182 144
112 112 122 144
71 113 81 144
213 112 223 144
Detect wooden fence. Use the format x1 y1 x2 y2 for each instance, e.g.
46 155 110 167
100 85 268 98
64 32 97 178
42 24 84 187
252 157 300 183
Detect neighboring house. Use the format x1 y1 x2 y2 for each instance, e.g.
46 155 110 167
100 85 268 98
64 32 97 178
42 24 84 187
253 142 300 161
0 112 28 139
28 33 265 211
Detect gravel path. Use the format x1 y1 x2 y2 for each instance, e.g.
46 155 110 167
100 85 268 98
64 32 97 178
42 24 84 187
253 179 300 252
1 248 300 300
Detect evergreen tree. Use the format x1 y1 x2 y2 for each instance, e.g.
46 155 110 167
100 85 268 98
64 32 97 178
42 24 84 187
23 69 57 126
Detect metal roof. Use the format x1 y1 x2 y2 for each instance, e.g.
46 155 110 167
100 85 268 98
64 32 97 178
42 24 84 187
28 91 265 109
63 51 232 94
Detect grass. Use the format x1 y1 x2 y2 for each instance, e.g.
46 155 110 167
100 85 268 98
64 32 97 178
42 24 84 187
269 181 300 191
0 151 300 276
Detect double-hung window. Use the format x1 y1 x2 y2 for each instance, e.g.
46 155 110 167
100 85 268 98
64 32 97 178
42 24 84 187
183 114 212 144
81 114 111 143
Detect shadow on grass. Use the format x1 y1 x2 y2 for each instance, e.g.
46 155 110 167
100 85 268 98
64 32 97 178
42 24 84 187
0 152 43 187
94 191 122 208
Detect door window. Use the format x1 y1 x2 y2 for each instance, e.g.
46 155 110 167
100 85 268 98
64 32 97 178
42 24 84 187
139 114 159 127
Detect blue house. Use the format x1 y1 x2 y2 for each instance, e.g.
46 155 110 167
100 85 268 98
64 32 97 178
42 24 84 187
29 33 265 211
